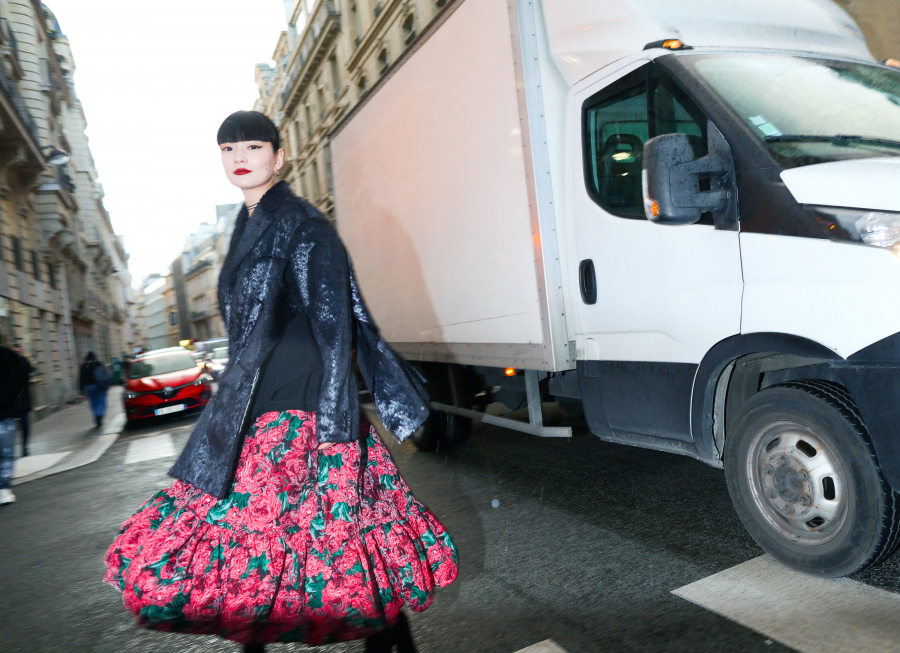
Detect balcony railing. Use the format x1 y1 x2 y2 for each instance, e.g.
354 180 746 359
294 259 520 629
281 0 341 111
0 30 38 146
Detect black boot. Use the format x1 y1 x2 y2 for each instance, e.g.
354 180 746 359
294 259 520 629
365 613 417 653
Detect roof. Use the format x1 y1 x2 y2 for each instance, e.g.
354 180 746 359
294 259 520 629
541 0 874 86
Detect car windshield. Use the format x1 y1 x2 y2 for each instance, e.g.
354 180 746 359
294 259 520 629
680 53 900 168
128 354 196 379
212 347 229 360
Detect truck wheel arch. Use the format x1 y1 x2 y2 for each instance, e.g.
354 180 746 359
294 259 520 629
691 333 841 466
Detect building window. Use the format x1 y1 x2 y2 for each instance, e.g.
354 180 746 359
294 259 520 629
351 4 362 45
47 262 56 289
373 1 383 18
317 82 326 118
169 311 178 325
11 236 23 271
358 75 367 95
311 159 322 200
304 103 313 137
402 14 416 44
436 0 447 7
300 172 309 198
329 55 341 98
31 250 41 280
378 48 389 75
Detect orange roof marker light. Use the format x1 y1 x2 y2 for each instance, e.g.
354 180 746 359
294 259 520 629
505 368 516 376
643 39 692 51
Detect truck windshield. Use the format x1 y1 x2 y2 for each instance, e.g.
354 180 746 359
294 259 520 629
680 53 900 168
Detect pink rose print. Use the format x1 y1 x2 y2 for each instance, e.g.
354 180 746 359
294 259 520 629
103 412 457 644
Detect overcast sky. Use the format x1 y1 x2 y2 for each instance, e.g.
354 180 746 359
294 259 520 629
47 0 288 285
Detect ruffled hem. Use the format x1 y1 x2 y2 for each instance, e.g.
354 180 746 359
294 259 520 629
103 411 457 645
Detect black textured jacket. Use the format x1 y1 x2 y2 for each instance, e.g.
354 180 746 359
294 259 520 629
169 182 429 498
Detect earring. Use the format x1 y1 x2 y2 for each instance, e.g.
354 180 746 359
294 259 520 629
274 168 281 177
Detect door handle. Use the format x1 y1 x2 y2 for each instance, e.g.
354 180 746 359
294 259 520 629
579 259 597 305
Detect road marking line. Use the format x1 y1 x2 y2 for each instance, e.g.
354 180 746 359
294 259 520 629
513 641 569 653
124 433 176 464
672 555 900 653
12 451 72 478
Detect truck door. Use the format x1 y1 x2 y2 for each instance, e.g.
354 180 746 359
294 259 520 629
570 60 743 442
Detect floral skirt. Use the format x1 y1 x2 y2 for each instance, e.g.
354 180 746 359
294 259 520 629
103 410 458 645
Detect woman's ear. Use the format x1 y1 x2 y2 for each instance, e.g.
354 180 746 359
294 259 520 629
276 148 286 170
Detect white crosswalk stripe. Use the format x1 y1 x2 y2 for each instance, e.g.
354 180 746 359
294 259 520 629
513 641 569 653
673 555 900 653
124 433 176 464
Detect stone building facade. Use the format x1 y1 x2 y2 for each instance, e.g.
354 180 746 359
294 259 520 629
254 0 899 223
135 203 239 350
254 0 449 219
0 1 133 416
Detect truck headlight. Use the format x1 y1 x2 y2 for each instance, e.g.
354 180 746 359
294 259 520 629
809 206 900 252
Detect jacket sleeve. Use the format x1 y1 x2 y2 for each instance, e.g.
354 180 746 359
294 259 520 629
289 219 359 443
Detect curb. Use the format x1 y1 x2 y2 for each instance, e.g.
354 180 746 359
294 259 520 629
12 413 126 486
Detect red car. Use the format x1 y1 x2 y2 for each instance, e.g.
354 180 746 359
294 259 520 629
123 348 213 422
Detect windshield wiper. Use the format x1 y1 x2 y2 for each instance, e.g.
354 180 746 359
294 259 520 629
765 134 900 148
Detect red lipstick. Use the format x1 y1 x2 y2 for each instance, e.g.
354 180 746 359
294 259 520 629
234 168 251 175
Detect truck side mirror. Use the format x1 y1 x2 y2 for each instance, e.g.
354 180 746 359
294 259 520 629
642 133 732 225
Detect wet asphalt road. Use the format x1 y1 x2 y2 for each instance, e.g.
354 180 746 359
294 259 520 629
1 407 899 653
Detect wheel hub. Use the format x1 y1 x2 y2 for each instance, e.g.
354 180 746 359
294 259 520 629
748 421 848 545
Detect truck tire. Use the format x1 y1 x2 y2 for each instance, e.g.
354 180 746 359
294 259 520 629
410 411 472 452
724 380 900 577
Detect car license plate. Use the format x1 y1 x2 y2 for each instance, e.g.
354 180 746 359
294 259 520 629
155 404 186 416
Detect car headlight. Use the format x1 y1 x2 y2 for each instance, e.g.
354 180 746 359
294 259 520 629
808 206 900 252
193 374 213 386
124 391 138 399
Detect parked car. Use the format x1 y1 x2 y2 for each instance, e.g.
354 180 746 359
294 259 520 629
123 348 213 422
207 346 229 381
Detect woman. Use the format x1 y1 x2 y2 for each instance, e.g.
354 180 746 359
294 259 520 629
104 111 458 652
80 352 108 428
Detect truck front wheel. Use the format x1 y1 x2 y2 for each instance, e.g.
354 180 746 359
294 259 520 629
410 411 472 452
724 380 900 577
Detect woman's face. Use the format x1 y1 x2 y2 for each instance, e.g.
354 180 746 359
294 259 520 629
220 140 285 190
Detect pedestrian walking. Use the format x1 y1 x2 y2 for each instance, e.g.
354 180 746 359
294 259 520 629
9 344 33 456
79 352 109 428
104 110 458 652
0 345 30 505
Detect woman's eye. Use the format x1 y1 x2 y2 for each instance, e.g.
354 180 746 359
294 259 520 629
248 145 260 149
222 146 232 151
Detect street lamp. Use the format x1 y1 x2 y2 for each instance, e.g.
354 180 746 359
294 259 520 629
42 146 70 165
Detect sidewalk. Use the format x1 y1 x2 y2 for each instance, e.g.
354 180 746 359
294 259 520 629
11 386 126 485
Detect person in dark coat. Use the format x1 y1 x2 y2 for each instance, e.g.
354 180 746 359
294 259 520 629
104 110 457 653
10 344 32 456
79 352 109 428
0 345 29 505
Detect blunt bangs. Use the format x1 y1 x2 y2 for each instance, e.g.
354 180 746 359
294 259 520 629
217 110 280 151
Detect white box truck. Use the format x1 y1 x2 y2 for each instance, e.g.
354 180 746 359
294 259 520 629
330 0 900 577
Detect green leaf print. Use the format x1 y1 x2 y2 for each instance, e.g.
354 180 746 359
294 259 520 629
206 500 231 522
330 502 352 522
379 474 398 491
305 573 326 609
231 492 252 509
277 490 293 512
242 552 270 579
347 560 365 577
309 514 325 539
317 453 344 486
146 553 171 579
289 414 304 433
421 529 438 548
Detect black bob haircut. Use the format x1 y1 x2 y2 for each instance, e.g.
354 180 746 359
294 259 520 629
217 110 280 151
